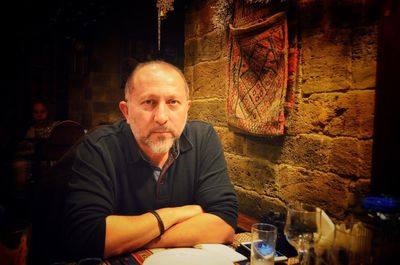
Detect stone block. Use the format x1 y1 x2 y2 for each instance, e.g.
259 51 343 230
184 66 194 99
184 8 197 40
197 31 224 63
245 135 284 162
277 164 349 219
104 87 124 102
287 96 328 135
196 0 216 36
225 153 277 196
188 99 226 126
184 0 215 38
348 178 371 207
359 140 373 177
185 32 224 66
324 91 375 138
329 138 372 178
184 38 198 67
352 26 378 89
302 29 352 94
280 134 331 172
235 186 285 220
192 59 227 99
290 91 375 138
214 126 245 155
92 101 117 114
236 188 265 219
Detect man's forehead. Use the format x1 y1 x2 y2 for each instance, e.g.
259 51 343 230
133 66 185 91
126 61 189 100
135 63 180 80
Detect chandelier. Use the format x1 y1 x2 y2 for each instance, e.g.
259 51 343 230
157 0 174 52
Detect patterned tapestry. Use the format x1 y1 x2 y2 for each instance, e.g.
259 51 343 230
227 12 295 136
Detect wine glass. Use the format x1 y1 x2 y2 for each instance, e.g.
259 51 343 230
284 203 322 264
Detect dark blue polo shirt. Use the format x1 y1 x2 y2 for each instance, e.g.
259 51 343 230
62 120 238 259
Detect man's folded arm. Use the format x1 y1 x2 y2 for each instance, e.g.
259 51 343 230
104 205 203 258
144 213 235 249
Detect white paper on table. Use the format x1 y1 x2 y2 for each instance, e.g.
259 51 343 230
194 243 248 262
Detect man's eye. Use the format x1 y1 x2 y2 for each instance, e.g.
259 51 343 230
168 99 178 105
143 100 154 105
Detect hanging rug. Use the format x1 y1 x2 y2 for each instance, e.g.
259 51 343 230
227 12 292 136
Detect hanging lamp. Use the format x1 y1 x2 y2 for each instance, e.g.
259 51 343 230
156 0 174 52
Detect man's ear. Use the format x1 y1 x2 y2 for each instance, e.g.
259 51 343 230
119 101 129 120
187 99 192 109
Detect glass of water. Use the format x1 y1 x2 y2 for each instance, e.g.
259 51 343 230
251 223 278 265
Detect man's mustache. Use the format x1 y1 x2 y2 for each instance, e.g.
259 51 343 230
149 126 172 134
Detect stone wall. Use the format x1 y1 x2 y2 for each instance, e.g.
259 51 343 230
184 0 378 220
68 35 126 129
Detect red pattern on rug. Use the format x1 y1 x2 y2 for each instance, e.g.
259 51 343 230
227 11 296 136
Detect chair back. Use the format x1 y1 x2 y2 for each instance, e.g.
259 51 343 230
43 120 85 162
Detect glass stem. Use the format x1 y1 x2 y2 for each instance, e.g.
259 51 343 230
298 249 310 265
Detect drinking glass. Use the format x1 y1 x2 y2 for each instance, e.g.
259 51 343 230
250 223 277 265
284 203 322 265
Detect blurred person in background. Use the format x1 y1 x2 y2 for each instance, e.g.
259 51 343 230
12 101 58 196
24 101 57 140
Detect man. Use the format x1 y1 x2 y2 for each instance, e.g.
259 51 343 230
61 61 238 260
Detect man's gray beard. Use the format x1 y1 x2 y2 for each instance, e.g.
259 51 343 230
143 136 175 154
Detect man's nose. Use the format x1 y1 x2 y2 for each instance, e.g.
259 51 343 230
154 103 168 125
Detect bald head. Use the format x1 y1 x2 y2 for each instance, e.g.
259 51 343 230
124 60 189 100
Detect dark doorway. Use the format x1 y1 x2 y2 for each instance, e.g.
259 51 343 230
371 0 400 198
